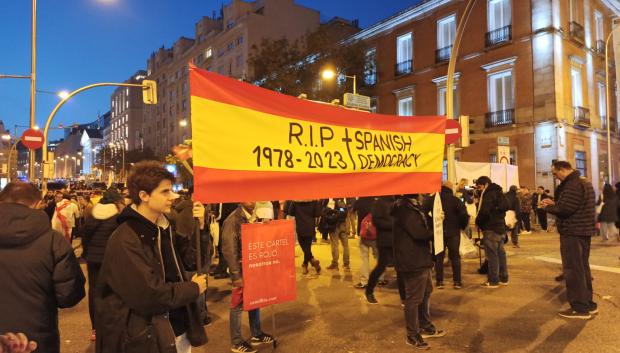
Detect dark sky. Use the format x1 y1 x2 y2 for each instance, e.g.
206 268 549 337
0 0 420 140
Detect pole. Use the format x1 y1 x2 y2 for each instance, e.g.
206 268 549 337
605 27 617 183
446 0 477 185
29 0 37 181
352 75 357 95
6 140 18 182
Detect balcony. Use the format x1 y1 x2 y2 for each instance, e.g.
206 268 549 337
601 117 617 131
435 45 452 63
395 60 413 76
485 109 515 128
569 21 585 44
485 25 512 47
595 39 605 55
573 106 590 127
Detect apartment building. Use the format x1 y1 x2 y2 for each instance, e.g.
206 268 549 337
349 0 620 192
109 71 146 152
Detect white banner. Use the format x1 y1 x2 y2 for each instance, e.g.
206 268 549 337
433 192 444 255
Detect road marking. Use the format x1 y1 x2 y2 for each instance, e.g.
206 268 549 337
532 256 620 274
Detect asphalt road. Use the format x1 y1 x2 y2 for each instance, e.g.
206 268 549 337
59 230 620 353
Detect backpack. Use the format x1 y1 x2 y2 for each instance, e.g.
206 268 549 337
360 213 377 241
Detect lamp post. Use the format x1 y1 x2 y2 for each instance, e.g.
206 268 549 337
28 0 37 181
605 25 619 183
321 69 357 95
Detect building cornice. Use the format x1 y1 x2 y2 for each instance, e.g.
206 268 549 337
481 56 518 71
432 72 461 85
344 0 453 43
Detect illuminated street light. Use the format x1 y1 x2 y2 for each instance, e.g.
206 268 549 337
1 134 10 141
320 69 357 95
58 90 70 99
179 119 188 127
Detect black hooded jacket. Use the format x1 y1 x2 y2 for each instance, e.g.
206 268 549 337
0 203 85 353
423 186 469 238
391 197 434 273
475 183 508 234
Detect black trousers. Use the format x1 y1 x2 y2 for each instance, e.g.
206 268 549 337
435 236 461 283
520 212 531 232
560 236 595 313
366 246 405 301
401 269 433 338
87 262 101 330
537 209 548 230
216 231 228 273
298 236 314 265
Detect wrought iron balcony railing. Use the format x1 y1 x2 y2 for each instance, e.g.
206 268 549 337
485 109 515 128
573 106 590 126
394 60 413 76
485 25 512 47
435 45 452 63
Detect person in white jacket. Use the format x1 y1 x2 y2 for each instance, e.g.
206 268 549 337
51 194 80 243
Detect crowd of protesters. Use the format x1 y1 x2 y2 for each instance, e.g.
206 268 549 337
0 159 612 352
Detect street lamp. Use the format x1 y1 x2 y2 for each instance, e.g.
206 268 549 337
321 69 357 95
179 119 188 127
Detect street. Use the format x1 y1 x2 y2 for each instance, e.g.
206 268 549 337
59 230 620 353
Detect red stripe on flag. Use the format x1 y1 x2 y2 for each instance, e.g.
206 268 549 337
189 66 445 134
193 167 442 203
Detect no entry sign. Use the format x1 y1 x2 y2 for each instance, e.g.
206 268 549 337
21 129 45 150
445 119 462 145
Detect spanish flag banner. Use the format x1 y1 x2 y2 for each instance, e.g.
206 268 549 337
190 66 446 203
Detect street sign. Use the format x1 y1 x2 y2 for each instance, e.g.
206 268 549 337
498 145 510 164
445 119 462 145
498 136 510 146
21 129 45 150
343 92 371 110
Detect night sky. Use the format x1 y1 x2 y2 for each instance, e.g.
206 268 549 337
0 0 421 140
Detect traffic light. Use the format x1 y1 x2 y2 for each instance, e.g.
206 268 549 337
459 115 470 147
142 80 158 105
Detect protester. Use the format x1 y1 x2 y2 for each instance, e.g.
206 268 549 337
505 185 521 248
475 176 509 288
365 195 402 304
423 182 469 289
345 197 357 238
95 161 207 353
289 200 322 274
532 186 550 231
323 198 350 270
392 194 445 349
81 188 125 341
354 197 383 289
455 178 473 204
597 184 618 241
52 193 80 243
0 333 37 353
0 182 86 353
222 201 275 353
518 187 533 234
542 161 597 319
211 202 238 279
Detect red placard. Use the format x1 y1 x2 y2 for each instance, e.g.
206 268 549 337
445 119 462 145
241 220 296 311
20 129 45 150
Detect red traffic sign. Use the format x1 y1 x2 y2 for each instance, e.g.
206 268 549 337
445 119 462 145
21 129 45 150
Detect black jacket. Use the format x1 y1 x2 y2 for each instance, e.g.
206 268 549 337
598 195 618 223
544 171 596 237
81 203 120 264
371 196 394 248
221 206 249 282
531 192 550 210
505 190 520 212
391 197 434 273
423 186 469 238
289 201 320 238
0 203 85 353
475 183 508 234
95 206 206 353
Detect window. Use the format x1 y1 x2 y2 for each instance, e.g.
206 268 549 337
206 47 212 58
490 153 497 163
370 97 378 113
594 11 604 42
125 88 129 96
237 36 244 45
396 33 413 74
571 67 583 108
510 150 517 165
437 15 456 50
442 160 448 181
488 70 514 112
488 0 511 31
227 42 234 51
364 48 377 85
182 99 187 111
598 82 607 123
438 85 459 117
398 97 413 116
227 19 235 29
569 0 583 24
575 150 587 177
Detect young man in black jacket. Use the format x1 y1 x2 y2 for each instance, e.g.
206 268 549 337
475 176 509 288
95 161 208 353
0 182 85 353
392 194 445 350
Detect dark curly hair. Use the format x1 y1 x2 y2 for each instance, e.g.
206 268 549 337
127 161 175 205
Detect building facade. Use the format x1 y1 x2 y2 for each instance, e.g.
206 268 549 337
110 71 146 152
142 0 321 157
349 0 620 193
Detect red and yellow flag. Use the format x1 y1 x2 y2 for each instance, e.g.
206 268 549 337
189 66 446 203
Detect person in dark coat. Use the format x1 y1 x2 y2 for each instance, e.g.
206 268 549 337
0 182 86 353
505 185 521 247
614 181 620 229
542 161 597 319
475 176 509 287
353 197 374 236
423 183 469 289
81 188 125 341
391 195 445 350
289 200 321 274
597 184 619 241
532 186 550 231
211 202 238 279
365 195 405 304
95 161 207 353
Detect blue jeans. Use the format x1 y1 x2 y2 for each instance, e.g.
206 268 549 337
230 304 262 345
482 230 508 284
